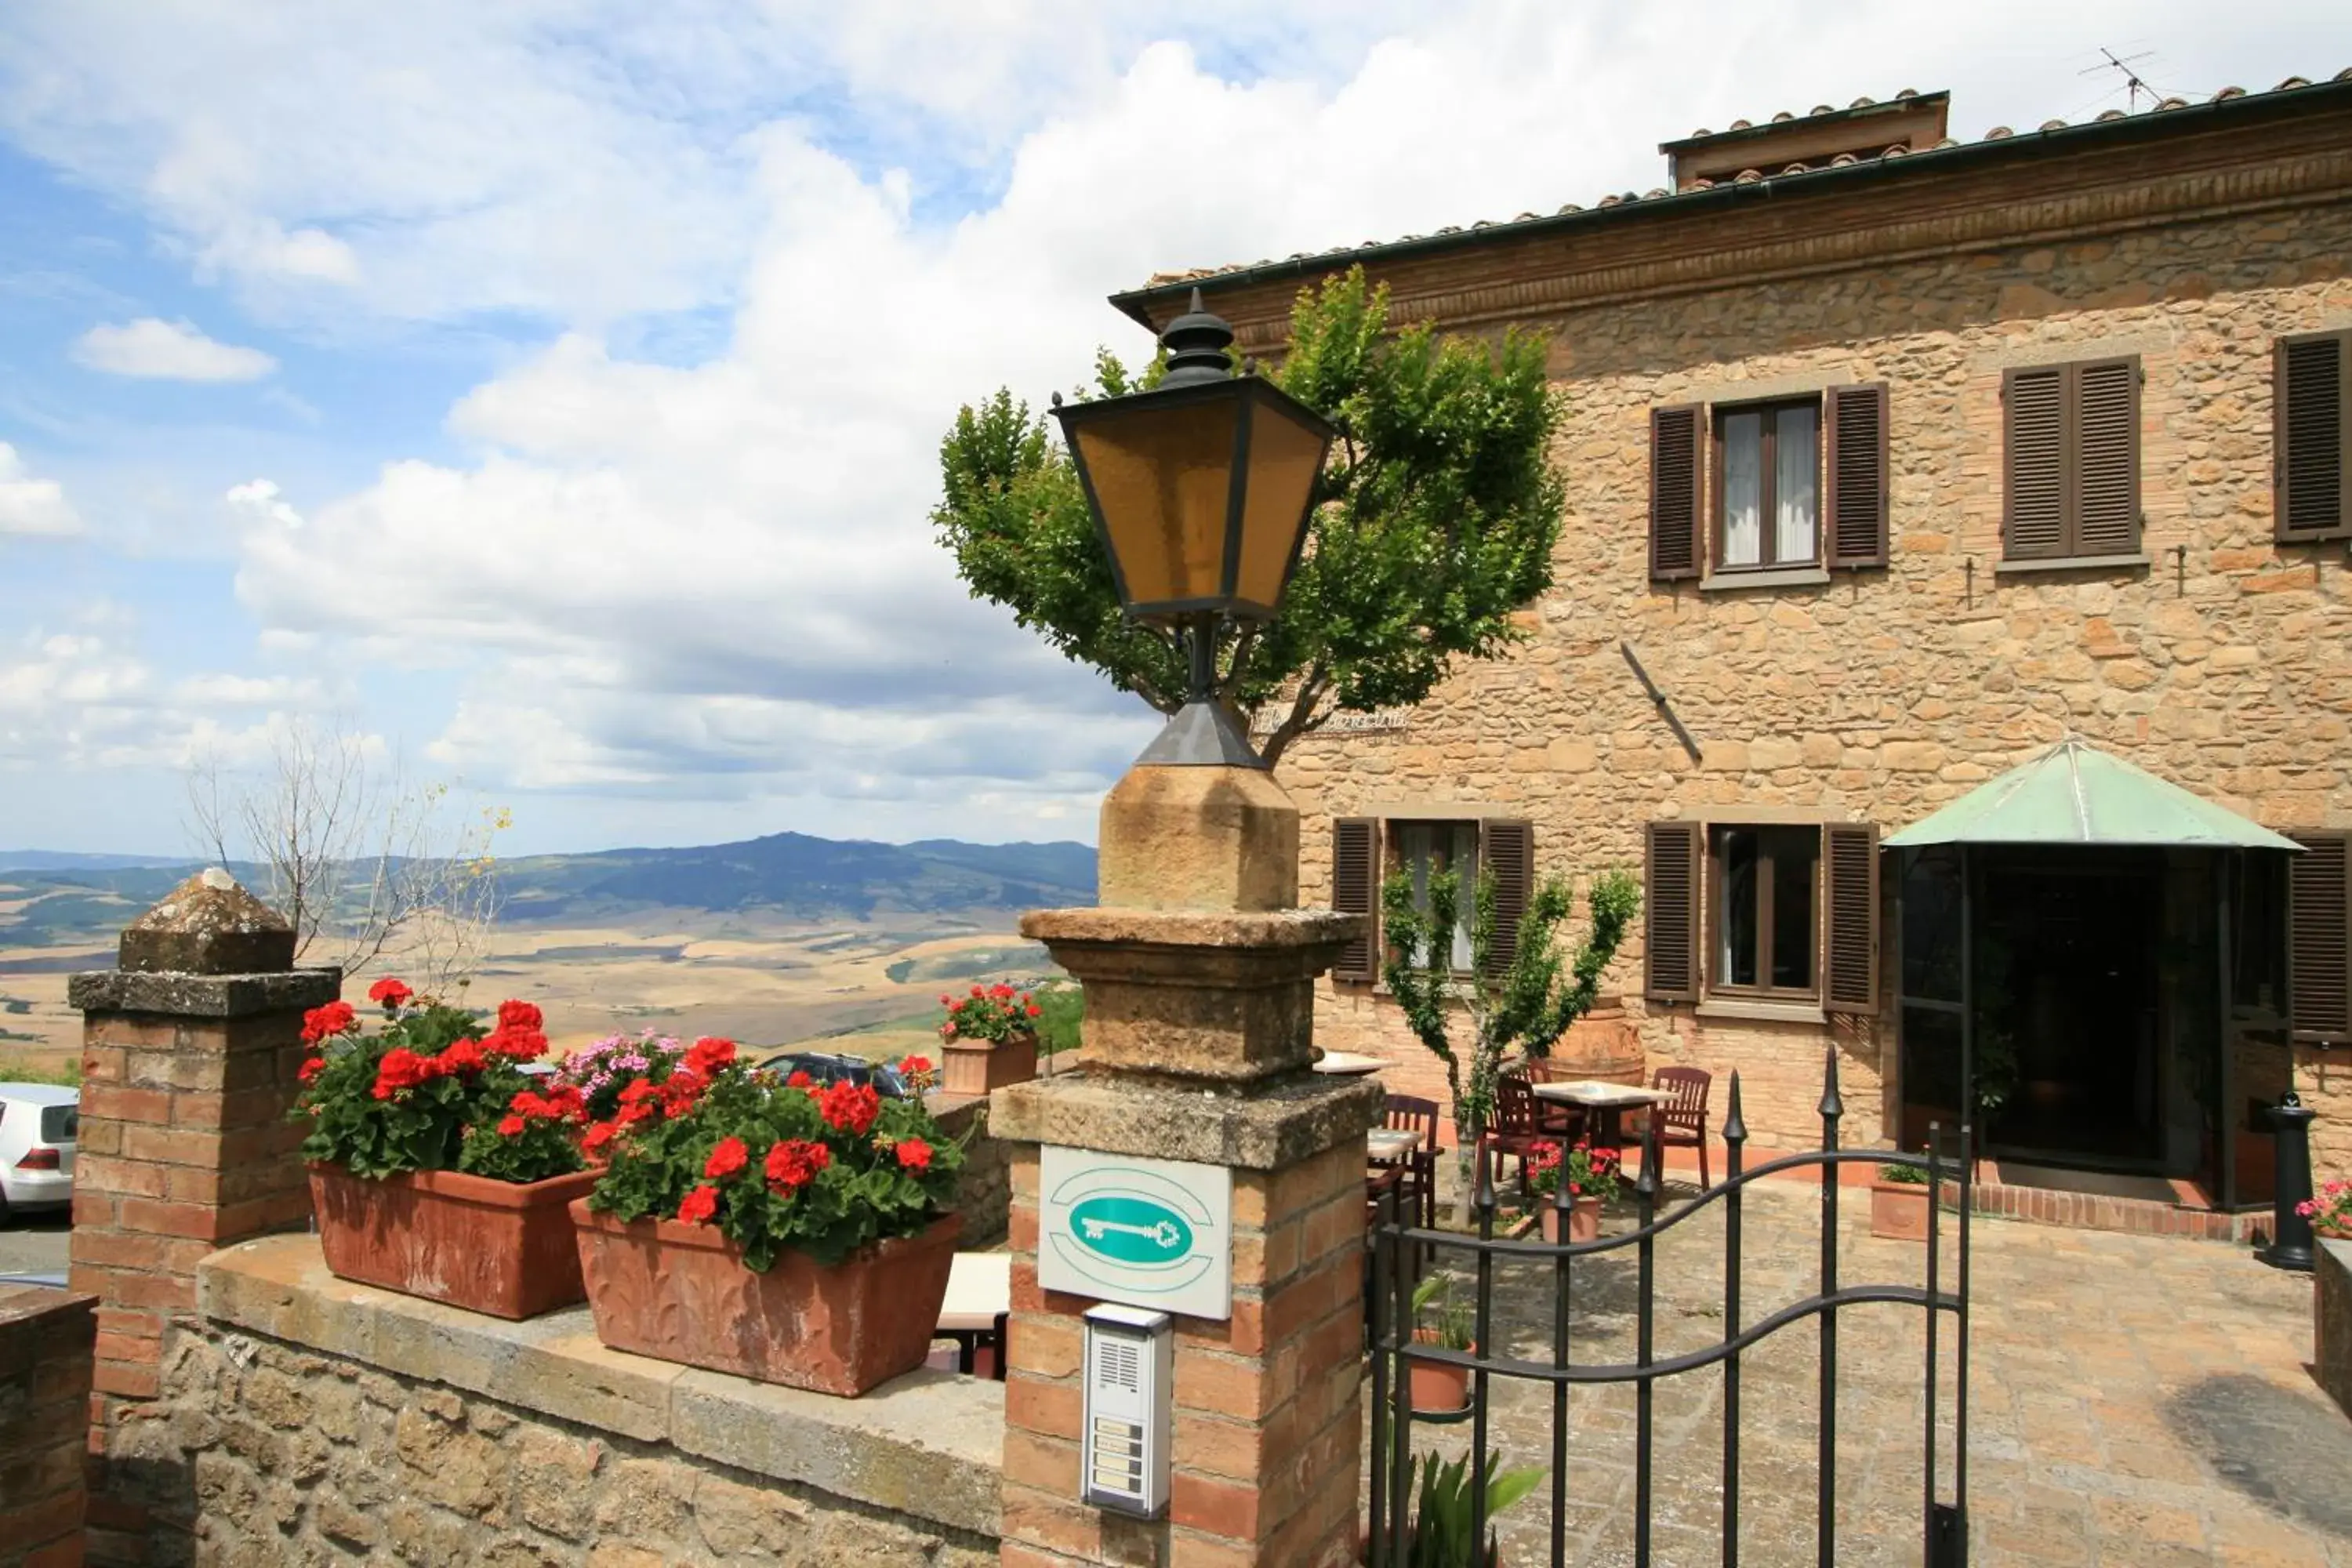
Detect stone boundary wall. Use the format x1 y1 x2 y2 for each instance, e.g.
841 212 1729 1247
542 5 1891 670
932 1092 1010 1247
133 1236 1004 1566
2322 1239 2351 1424
0 1285 96 1568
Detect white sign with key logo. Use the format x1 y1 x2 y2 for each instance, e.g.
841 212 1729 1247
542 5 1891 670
1037 1145 1233 1321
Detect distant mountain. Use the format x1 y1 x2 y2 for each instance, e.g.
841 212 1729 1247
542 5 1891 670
0 851 192 872
0 831 1097 946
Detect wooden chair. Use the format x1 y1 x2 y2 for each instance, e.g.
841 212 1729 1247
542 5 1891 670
1516 1056 1584 1139
1375 1094 1441 1233
1486 1073 1552 1196
1646 1066 1715 1189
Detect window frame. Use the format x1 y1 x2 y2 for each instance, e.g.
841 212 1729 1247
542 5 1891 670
2275 329 2352 545
1709 394 1824 573
1385 817 1483 977
1704 822 1824 1004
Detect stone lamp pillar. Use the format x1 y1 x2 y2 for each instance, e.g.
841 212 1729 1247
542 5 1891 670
993 759 1380 1568
66 869 339 1566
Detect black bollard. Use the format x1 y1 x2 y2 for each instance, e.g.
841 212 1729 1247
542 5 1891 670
2260 1089 2318 1272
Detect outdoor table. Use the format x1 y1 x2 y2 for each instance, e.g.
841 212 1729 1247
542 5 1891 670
1530 1080 1663 1155
1313 1051 1386 1076
936 1252 1011 1379
1367 1127 1421 1164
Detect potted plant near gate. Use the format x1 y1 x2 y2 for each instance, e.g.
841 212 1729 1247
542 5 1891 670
1871 1158 1933 1241
935 982 1041 1094
2300 1178 2350 1240
1387 1449 1544 1567
570 1047 967 1396
296 982 594 1319
1526 1140 1617 1243
1407 1275 1477 1415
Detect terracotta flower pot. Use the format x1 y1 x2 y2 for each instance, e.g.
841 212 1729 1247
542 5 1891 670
570 1202 960 1396
1539 1195 1604 1244
1871 1179 1933 1242
941 1029 1038 1096
1408 1327 1473 1414
309 1162 598 1320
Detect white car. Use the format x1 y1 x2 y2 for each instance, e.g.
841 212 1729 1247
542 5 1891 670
0 1083 78 1221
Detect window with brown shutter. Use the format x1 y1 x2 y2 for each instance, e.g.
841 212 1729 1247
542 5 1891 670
1330 818 1377 982
1649 405 1701 580
1482 820 1534 977
2277 332 2352 543
1644 822 1700 1001
2288 829 2351 1041
2003 357 2142 563
1824 383 1890 568
1823 823 1879 1014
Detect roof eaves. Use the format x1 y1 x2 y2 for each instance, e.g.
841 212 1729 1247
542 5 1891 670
1110 71 2352 331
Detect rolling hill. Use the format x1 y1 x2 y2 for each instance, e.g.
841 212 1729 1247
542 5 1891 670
0 831 1098 948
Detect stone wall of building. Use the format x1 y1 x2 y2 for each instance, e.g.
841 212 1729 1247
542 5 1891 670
0 1285 96 1568
1288 201 2352 1170
121 1236 1004 1568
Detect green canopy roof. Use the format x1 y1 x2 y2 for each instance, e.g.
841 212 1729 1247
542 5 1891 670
1883 738 2303 851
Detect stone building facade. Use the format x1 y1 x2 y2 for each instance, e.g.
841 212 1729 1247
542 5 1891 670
1112 74 2352 1200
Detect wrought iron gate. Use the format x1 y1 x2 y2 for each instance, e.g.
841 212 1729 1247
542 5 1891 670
1366 1053 1970 1567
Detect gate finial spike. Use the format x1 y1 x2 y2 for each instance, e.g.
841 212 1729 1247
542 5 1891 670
1723 1071 1748 1146
1818 1046 1845 1123
1475 1139 1497 1213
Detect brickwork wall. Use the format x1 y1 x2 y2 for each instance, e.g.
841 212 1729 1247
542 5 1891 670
70 1010 313 1465
1289 204 2352 1171
999 1140 1364 1567
0 1286 96 1568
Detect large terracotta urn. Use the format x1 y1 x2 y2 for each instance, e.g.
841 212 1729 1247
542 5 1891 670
309 1163 598 1319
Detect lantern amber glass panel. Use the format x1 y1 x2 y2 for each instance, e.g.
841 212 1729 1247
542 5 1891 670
1232 394 1329 614
1066 396 1240 615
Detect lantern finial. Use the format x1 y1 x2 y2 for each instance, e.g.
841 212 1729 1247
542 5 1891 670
1160 288 1236 387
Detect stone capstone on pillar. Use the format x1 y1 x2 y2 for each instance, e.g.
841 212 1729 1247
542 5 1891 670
115 866 296 976
1095 764 1299 913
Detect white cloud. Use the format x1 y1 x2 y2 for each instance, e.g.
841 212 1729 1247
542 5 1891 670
73 317 277 381
0 445 81 535
223 478 303 530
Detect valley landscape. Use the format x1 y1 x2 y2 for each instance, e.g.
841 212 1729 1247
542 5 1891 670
0 831 1094 1078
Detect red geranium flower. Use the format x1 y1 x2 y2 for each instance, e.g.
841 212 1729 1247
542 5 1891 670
703 1136 750 1181
683 1036 736 1076
818 1080 880 1136
582 1121 617 1152
496 1115 526 1138
497 1000 544 1033
366 977 413 1009
900 1055 932 1078
434 1037 485 1077
302 1000 357 1044
372 1047 429 1100
677 1185 720 1226
763 1138 831 1193
297 1056 325 1084
895 1138 933 1172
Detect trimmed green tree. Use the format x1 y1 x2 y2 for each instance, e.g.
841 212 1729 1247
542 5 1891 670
931 266 1565 765
1381 865 1640 1223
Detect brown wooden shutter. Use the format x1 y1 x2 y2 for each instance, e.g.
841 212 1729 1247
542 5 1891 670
2277 332 2351 543
1482 819 1534 977
2074 358 2140 557
1822 823 1880 1014
1330 818 1378 982
1824 383 1889 568
2004 365 2067 560
2288 830 2351 1040
1648 405 1701 580
1643 822 1700 1002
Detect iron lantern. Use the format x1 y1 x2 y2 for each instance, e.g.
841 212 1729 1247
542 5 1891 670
1052 289 1337 767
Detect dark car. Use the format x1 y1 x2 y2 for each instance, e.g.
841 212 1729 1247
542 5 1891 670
753 1050 912 1098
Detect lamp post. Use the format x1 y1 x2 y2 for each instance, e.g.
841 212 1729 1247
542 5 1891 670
1052 289 1337 768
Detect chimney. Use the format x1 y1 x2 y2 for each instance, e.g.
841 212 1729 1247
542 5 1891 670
1662 89 1951 191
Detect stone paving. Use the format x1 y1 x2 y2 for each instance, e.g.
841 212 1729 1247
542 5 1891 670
1367 1177 2352 1567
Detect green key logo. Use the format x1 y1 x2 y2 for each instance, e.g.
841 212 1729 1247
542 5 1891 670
1069 1196 1195 1265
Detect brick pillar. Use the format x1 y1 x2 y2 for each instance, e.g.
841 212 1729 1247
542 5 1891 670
992 764 1379 1568
64 869 337 1566
0 1284 97 1568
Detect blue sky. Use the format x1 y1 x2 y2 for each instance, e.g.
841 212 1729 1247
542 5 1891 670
1 2 2345 858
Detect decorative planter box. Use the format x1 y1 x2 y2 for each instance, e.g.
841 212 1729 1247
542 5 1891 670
309 1163 598 1320
1538 1196 1604 1244
942 1029 1038 1097
1870 1179 1933 1242
570 1202 960 1397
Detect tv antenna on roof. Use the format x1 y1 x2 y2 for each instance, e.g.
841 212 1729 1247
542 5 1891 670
2081 46 2161 110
